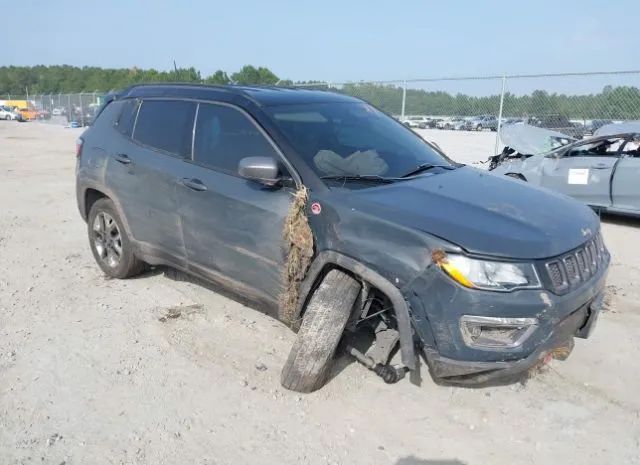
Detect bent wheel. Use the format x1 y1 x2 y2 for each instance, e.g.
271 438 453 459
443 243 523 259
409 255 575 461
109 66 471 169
281 269 361 393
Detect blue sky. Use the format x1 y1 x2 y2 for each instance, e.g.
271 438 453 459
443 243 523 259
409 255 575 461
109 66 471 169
3 0 639 93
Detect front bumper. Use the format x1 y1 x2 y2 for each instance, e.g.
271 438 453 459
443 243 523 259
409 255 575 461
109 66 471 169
423 292 602 385
405 250 608 385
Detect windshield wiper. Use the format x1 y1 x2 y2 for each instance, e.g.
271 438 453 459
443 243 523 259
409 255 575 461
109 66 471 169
320 174 398 184
400 163 456 178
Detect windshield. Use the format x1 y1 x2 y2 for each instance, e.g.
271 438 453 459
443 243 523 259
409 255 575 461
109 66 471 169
266 102 453 179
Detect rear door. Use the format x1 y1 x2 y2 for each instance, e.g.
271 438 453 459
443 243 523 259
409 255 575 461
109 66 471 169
176 102 294 304
612 139 640 213
106 98 196 265
540 138 624 208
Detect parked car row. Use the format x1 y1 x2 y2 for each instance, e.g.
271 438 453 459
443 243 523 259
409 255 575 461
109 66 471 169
0 106 54 121
399 114 619 138
402 115 500 131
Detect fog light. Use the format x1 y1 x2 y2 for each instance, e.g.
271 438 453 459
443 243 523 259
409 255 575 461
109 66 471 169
460 315 538 349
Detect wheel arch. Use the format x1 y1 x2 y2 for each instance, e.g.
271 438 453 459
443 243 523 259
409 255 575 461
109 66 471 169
79 184 136 241
294 250 417 370
84 188 107 219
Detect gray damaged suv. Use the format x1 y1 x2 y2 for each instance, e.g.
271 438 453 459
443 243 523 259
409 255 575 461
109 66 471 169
76 84 609 392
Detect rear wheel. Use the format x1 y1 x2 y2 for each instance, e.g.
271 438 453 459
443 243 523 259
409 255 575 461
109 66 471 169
87 198 145 279
281 269 361 393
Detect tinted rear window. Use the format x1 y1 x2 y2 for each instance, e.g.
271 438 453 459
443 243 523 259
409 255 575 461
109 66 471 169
133 100 197 157
116 99 139 137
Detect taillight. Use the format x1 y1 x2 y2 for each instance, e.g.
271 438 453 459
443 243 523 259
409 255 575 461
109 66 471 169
76 137 84 157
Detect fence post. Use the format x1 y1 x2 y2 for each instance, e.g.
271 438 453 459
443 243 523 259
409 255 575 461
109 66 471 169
494 75 507 155
401 80 407 120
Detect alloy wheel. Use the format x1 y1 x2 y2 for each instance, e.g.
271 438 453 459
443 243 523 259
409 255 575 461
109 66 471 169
92 212 123 268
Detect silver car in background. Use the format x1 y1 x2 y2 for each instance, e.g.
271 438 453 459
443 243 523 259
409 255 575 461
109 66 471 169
0 106 22 121
490 123 640 217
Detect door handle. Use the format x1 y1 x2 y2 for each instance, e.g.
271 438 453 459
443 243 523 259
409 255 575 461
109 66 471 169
113 153 131 165
591 163 609 169
180 178 208 192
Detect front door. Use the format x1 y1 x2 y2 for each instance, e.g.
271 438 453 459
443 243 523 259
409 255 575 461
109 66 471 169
540 138 624 208
176 102 294 305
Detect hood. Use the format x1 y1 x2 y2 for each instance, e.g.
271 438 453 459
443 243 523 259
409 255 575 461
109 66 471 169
500 123 575 155
594 121 640 137
344 167 599 260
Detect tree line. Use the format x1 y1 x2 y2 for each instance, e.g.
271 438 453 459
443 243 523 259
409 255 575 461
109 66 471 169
2 65 639 119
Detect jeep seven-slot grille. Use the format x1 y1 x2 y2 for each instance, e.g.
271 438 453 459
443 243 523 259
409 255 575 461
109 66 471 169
543 233 608 294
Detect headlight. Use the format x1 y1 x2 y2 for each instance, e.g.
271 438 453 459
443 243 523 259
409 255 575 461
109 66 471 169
460 315 538 349
438 253 541 291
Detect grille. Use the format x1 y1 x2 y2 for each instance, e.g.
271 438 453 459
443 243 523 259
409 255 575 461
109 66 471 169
543 233 608 294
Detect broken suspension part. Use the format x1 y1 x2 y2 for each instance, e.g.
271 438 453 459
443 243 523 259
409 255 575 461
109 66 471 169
345 344 407 384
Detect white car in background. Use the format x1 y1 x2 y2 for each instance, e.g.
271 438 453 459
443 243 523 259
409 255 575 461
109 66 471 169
0 106 22 121
402 116 430 128
441 117 466 130
436 118 451 129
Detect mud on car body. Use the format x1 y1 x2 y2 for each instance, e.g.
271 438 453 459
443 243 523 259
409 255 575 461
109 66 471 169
76 84 609 392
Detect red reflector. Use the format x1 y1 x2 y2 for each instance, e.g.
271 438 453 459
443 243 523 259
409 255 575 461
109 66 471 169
76 137 84 157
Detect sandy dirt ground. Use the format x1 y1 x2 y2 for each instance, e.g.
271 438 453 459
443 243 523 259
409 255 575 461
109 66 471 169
1 122 639 465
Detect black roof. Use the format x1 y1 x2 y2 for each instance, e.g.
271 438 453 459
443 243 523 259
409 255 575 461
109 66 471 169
120 83 359 107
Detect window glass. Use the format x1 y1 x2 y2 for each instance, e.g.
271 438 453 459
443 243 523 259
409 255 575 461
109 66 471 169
567 137 625 157
89 100 122 130
266 102 452 178
116 99 138 137
133 100 196 157
193 103 277 173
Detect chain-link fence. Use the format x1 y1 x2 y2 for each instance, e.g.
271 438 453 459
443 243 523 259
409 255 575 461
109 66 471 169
3 71 639 154
0 92 104 126
293 70 640 154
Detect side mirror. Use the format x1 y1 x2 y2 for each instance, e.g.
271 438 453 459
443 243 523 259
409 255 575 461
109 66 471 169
238 156 281 186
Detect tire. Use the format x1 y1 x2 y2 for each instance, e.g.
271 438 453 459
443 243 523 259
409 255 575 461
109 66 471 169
281 269 361 393
4 115 10 121
87 198 145 279
477 124 483 131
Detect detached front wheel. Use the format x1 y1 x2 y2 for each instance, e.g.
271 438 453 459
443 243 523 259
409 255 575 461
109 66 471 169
281 269 361 393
